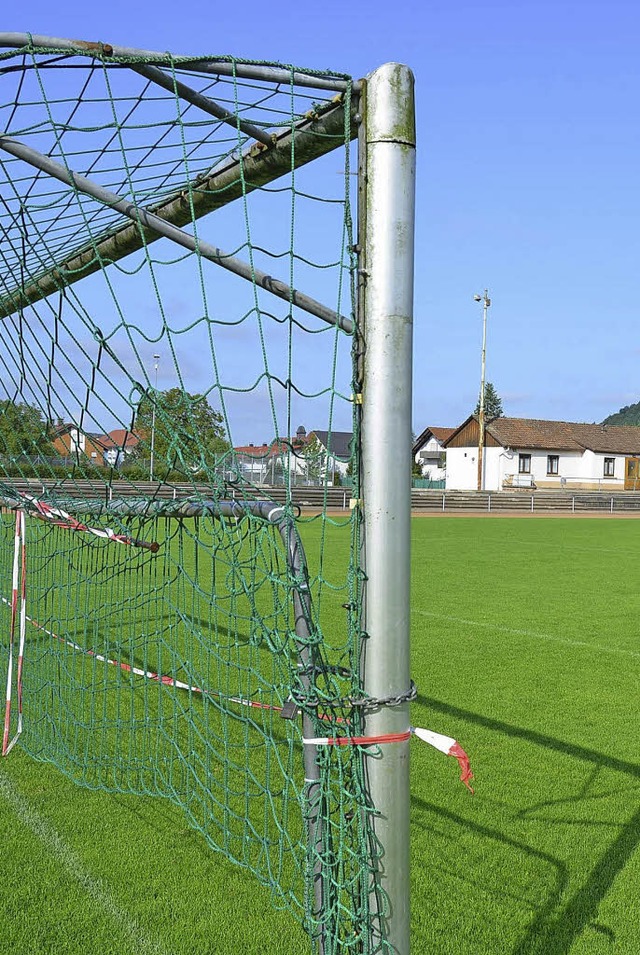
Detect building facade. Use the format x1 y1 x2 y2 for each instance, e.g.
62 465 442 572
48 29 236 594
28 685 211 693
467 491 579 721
412 426 454 481
444 416 640 491
52 424 108 466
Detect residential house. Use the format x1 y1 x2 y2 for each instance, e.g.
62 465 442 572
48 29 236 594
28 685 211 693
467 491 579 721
233 426 352 485
233 443 272 482
306 429 352 482
444 416 640 491
99 429 140 467
52 423 108 466
234 427 310 483
412 426 455 480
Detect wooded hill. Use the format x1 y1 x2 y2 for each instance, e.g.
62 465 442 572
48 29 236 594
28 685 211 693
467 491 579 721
602 401 640 426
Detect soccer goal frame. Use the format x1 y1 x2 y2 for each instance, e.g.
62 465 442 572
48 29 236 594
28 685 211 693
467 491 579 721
0 35 415 954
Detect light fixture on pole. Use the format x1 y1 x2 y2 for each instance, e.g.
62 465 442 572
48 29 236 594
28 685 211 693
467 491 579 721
474 290 491 491
149 353 160 481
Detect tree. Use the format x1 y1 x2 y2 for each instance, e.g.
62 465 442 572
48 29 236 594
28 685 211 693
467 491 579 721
410 432 423 478
474 382 504 420
301 434 325 482
0 400 55 456
133 388 229 472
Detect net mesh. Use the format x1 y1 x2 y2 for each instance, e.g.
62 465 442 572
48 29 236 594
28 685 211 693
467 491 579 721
0 37 383 953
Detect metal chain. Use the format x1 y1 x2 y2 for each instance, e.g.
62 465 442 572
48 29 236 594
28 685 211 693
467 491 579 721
290 679 417 712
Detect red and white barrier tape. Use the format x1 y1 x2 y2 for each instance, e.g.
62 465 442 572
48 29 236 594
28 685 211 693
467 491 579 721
0 598 354 734
303 726 474 792
411 726 475 793
0 602 277 715
19 492 159 552
0 524 474 792
1 588 475 790
2 510 26 756
303 731 412 746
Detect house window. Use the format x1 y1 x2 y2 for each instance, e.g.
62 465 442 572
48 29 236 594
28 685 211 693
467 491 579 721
518 454 531 474
547 455 559 475
604 457 615 477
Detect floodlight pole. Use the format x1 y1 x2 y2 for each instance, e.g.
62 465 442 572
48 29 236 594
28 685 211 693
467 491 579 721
360 63 415 954
475 291 490 491
149 354 160 481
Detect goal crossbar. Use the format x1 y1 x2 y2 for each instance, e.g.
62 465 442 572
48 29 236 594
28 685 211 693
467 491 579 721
0 34 360 92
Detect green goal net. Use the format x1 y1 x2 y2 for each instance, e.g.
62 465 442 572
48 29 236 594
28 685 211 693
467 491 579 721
0 34 417 954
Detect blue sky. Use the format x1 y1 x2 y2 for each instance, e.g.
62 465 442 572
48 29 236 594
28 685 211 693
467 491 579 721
6 1 640 440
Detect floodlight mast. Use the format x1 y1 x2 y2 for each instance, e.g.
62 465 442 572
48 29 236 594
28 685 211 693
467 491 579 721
149 354 160 481
475 290 491 491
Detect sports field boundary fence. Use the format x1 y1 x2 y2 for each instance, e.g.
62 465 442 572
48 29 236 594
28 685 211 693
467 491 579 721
411 489 640 514
4 481 640 514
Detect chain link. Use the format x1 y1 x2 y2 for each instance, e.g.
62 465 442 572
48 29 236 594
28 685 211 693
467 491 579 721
291 679 417 712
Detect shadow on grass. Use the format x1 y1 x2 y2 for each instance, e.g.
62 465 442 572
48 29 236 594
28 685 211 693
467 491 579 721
417 694 640 953
512 804 640 953
417 694 640 779
411 794 569 936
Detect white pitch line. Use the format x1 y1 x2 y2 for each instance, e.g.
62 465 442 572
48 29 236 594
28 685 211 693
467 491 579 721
0 769 172 955
415 609 640 660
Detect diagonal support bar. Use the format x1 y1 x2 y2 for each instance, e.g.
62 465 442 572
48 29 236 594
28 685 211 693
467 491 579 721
0 97 357 325
131 64 274 146
0 136 352 333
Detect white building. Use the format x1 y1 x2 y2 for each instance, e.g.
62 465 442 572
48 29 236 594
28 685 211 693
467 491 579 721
444 416 640 491
99 429 140 467
233 427 352 485
307 429 352 482
412 426 454 481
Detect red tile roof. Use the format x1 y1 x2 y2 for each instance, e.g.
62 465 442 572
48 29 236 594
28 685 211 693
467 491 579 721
97 429 139 450
429 426 456 443
234 444 271 457
412 426 455 456
234 437 310 457
484 417 640 454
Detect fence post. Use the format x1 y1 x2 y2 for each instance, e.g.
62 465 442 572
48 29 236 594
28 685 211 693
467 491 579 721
360 62 415 955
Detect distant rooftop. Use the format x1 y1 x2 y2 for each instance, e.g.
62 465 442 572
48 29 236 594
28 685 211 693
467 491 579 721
445 416 640 455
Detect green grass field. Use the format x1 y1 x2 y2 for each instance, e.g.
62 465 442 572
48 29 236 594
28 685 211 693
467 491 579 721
2 516 640 954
